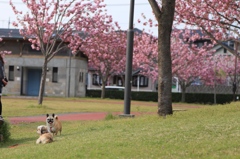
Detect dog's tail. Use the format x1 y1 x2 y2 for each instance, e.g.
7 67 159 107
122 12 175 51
55 115 59 120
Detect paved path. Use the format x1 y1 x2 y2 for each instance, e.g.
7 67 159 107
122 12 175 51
9 112 153 124
9 112 113 124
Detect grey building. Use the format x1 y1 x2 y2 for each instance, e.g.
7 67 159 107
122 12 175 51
0 28 88 97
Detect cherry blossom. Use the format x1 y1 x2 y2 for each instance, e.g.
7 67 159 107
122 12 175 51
10 0 114 104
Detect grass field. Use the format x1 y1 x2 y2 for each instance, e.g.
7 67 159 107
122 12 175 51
1 97 240 159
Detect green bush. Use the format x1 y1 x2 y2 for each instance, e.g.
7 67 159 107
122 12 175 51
104 113 117 120
86 90 237 104
0 120 11 143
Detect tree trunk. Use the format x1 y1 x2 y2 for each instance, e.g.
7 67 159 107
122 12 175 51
181 85 186 103
101 82 106 99
157 0 175 116
38 58 48 105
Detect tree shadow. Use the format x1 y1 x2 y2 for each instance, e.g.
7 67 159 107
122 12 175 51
0 136 36 148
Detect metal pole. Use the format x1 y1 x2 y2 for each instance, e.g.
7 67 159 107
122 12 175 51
121 0 135 117
68 51 72 97
233 42 238 101
214 61 217 104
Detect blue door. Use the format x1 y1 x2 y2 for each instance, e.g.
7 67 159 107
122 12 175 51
27 69 42 96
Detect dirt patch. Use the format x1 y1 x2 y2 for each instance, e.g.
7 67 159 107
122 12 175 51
8 144 19 148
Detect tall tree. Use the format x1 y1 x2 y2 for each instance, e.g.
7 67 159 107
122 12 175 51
176 0 240 100
214 54 240 98
171 30 216 102
82 30 127 99
133 29 217 103
10 0 112 104
148 0 176 116
133 32 158 81
176 0 240 54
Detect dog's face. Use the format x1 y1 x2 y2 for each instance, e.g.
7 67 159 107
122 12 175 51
46 114 55 126
37 125 48 135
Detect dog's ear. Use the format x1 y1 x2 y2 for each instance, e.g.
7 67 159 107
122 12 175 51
55 115 58 120
46 114 49 117
52 113 55 117
41 127 45 134
41 126 48 134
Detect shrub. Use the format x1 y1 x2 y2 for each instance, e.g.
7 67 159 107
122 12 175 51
86 90 237 104
105 113 117 120
0 120 11 142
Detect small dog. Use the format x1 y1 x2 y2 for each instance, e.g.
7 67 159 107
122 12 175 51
36 125 53 144
37 125 48 135
46 113 62 136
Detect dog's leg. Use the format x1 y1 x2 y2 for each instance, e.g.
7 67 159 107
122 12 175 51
36 138 41 144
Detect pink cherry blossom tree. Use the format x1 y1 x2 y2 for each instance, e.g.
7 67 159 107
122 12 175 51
139 0 240 114
175 0 240 100
214 54 240 100
133 32 158 81
133 29 218 103
10 0 113 104
171 30 217 102
176 0 240 54
82 28 127 99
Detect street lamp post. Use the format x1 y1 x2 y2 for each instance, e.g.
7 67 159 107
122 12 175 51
120 0 135 117
233 41 239 101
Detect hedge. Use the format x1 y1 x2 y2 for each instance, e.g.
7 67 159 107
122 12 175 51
86 90 237 104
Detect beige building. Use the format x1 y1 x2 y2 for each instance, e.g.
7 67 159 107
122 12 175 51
0 28 88 97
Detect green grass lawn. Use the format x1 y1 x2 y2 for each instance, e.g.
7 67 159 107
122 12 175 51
1 97 240 159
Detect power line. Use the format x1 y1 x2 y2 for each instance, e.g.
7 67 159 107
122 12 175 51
0 1 149 6
107 3 148 6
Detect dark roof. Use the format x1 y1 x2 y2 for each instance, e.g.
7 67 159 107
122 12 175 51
176 29 209 41
0 28 145 40
0 28 22 39
0 28 88 40
133 28 142 34
215 41 235 52
116 28 146 34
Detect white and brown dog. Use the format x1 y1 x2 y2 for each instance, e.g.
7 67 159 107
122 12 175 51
46 114 62 136
36 125 53 144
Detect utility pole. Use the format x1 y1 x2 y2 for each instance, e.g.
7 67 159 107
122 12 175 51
8 18 10 29
120 0 135 118
233 41 238 101
214 60 217 104
68 51 72 97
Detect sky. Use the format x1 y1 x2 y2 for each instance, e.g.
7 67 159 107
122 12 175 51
0 0 158 35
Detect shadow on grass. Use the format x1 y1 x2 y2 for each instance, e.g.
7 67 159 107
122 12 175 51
0 136 37 148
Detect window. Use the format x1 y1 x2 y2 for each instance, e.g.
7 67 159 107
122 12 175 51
52 67 58 83
22 44 41 55
92 74 102 85
228 41 234 48
8 66 14 81
79 72 84 83
172 77 177 89
197 42 203 47
224 48 227 53
113 76 123 86
132 75 148 87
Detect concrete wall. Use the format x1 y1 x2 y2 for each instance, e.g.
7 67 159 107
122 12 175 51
3 55 88 97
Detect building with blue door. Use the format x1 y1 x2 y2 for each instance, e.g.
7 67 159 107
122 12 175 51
0 28 88 97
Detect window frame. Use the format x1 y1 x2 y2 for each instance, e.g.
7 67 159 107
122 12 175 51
132 75 148 87
8 65 14 81
52 67 58 83
92 74 102 85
